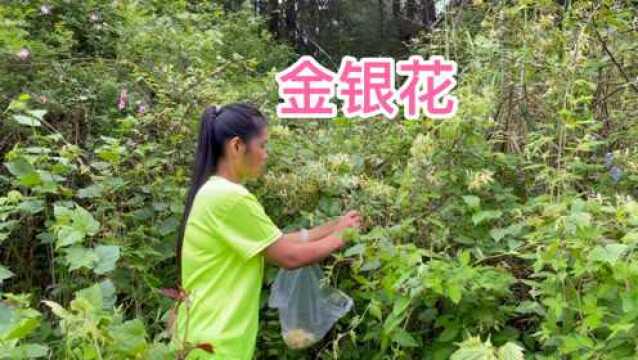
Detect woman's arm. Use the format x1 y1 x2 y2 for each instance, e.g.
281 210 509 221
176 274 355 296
263 233 344 270
263 210 361 269
287 210 361 243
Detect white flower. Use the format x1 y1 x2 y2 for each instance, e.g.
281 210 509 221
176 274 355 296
40 4 52 15
89 12 100 23
467 169 494 191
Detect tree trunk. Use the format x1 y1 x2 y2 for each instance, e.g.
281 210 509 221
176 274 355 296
268 0 280 39
421 0 436 27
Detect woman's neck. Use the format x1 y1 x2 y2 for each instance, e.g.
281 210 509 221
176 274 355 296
214 162 242 184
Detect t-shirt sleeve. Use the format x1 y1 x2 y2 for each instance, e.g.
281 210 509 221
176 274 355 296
217 192 283 260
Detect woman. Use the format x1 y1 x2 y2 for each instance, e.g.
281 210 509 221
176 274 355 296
173 103 361 359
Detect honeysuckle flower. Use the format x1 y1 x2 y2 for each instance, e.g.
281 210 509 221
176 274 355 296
40 4 52 15
89 12 100 23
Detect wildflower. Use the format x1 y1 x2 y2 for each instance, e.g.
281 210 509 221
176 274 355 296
16 48 30 61
467 169 494 191
136 100 147 114
89 11 100 23
116 88 128 111
40 4 52 15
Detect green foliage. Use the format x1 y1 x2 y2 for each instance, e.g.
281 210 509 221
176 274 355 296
0 293 48 359
450 335 524 360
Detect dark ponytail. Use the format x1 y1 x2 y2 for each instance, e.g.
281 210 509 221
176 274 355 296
176 102 268 286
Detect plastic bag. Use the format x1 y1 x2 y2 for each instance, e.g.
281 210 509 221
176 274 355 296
268 264 353 350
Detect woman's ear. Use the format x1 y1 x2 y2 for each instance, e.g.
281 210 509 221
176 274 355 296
228 136 245 157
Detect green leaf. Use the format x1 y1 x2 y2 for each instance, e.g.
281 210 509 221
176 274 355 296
567 212 592 231
344 243 366 257
4 158 41 187
99 279 117 309
56 226 85 248
64 246 98 271
459 250 471 266
75 282 104 311
0 309 41 341
108 319 148 355
55 205 100 249
74 206 100 236
158 217 179 236
0 302 15 335
369 300 382 320
17 199 45 214
9 343 49 358
621 231 638 244
12 114 41 127
450 335 495 360
27 109 47 120
462 195 480 209
472 210 502 225
497 342 524 360
94 245 120 274
77 184 103 199
559 334 594 354
392 328 419 347
0 265 14 282
447 284 462 304
361 259 381 271
437 323 461 342
391 295 410 316
489 228 508 242
515 301 545 316
589 244 628 264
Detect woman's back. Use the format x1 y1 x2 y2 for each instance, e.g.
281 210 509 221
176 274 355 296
175 175 282 359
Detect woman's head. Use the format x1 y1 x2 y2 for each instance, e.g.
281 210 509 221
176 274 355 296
199 102 269 181
176 102 269 285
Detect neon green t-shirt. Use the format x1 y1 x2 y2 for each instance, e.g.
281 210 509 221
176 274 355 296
174 175 283 359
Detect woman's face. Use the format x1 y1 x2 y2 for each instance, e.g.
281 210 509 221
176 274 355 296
240 127 269 179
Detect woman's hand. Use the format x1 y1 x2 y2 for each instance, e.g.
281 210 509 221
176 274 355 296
334 210 361 233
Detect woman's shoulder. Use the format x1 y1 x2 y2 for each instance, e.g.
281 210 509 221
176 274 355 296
197 175 251 202
192 177 264 220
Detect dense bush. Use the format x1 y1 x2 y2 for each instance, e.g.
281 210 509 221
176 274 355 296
1 0 636 359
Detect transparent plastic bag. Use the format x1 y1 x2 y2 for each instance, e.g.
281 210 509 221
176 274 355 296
268 264 353 350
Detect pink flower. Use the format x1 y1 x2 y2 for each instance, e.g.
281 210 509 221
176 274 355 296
117 88 128 111
16 48 30 61
136 100 147 114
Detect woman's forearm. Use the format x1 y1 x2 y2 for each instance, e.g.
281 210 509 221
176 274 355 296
291 234 343 267
307 218 339 241
283 218 339 243
264 233 344 269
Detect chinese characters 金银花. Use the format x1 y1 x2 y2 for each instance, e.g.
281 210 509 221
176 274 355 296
275 55 458 120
